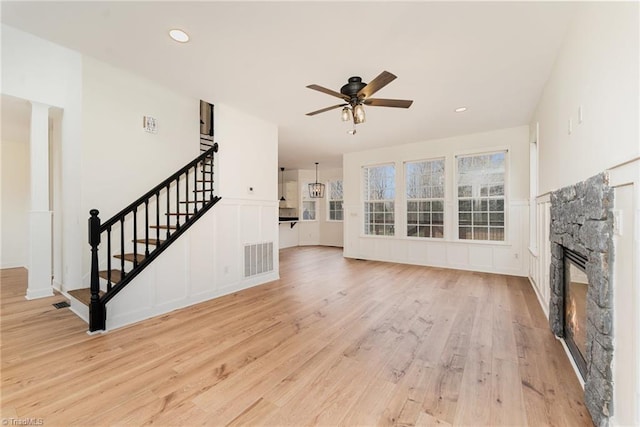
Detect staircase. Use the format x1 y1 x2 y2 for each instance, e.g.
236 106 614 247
75 143 221 332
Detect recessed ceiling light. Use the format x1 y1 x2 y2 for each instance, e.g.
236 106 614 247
169 29 190 43
455 107 468 113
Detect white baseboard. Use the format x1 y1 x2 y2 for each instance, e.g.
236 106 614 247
25 288 55 300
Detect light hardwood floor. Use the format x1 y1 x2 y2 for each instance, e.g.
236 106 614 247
1 246 592 426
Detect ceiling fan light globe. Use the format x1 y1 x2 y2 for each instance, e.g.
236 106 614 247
353 104 366 124
341 107 351 122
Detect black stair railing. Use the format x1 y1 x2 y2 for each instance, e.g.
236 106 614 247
88 143 221 332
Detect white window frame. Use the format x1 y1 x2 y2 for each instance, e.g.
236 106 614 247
327 179 344 222
454 148 509 242
362 163 396 237
405 157 446 239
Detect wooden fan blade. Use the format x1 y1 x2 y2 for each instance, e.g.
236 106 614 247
364 98 413 108
306 103 348 116
306 84 350 101
357 71 397 99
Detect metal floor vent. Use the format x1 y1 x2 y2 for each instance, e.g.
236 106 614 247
244 242 274 278
53 301 70 309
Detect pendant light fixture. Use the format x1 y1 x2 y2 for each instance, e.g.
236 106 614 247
279 167 286 202
308 162 325 198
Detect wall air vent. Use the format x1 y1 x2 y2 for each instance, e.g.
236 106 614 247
244 242 274 278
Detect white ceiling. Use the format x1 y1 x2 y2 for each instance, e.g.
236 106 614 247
1 1 580 170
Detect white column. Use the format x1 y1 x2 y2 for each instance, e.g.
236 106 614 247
26 102 54 299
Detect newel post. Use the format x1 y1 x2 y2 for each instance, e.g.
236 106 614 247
88 209 106 332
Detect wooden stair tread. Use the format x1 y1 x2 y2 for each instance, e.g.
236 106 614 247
193 189 214 193
149 224 178 229
69 288 104 306
196 180 214 183
133 238 164 245
113 253 145 263
99 269 122 283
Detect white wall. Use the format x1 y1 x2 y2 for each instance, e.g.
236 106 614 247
531 2 639 194
343 125 529 277
1 24 83 289
527 3 639 424
0 139 29 268
81 56 199 221
216 103 278 201
214 102 279 297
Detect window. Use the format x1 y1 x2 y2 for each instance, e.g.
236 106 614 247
327 180 343 221
301 184 317 221
406 159 445 238
456 151 506 241
363 164 395 236
302 201 316 220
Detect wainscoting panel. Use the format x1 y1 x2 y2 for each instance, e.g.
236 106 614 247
105 198 279 330
528 195 551 316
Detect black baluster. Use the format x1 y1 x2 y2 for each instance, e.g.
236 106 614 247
166 183 171 238
210 154 214 201
133 206 138 268
145 199 149 256
89 209 105 332
176 176 180 229
185 169 190 221
155 191 160 244
120 218 125 277
107 225 112 291
193 165 198 214
201 158 206 209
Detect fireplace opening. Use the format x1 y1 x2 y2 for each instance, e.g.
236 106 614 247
563 247 588 379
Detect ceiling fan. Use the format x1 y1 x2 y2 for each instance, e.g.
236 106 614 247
305 71 413 126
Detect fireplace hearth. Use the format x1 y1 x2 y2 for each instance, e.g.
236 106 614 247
548 173 614 427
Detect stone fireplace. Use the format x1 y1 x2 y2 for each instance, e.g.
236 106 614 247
548 173 614 427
